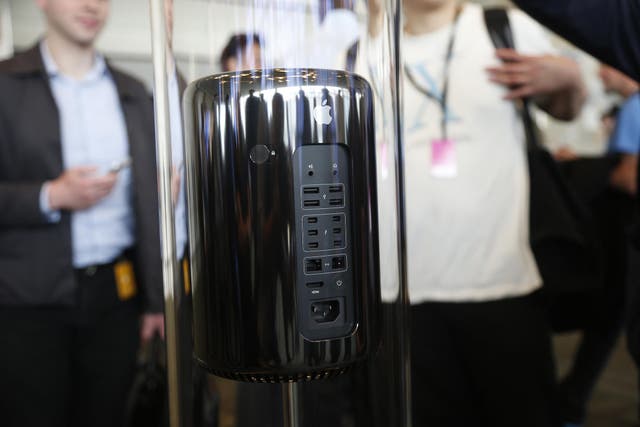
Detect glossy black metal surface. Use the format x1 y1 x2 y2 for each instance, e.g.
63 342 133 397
183 69 381 382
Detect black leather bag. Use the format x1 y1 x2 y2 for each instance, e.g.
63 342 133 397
125 334 168 427
124 333 220 427
484 8 606 331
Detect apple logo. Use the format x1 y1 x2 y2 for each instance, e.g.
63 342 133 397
313 99 333 126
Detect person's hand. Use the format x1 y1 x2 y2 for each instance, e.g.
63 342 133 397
599 65 640 99
487 49 581 100
140 313 165 343
553 146 578 162
609 155 638 195
48 166 117 211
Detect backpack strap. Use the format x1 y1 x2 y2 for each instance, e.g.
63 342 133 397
484 8 515 50
483 7 539 149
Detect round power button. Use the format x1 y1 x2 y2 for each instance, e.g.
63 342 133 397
249 145 272 165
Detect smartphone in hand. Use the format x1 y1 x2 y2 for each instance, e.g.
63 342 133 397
108 157 132 174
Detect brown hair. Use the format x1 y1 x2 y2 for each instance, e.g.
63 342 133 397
220 33 262 72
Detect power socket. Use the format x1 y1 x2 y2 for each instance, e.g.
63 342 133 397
310 299 342 323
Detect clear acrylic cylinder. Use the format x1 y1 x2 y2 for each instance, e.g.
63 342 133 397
149 1 409 426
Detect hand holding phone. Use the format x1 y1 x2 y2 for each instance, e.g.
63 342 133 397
108 157 132 174
49 166 119 211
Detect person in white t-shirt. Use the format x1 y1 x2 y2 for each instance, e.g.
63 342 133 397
403 1 586 426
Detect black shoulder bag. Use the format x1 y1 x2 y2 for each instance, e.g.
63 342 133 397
483 8 605 332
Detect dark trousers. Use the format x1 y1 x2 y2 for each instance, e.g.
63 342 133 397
0 264 140 427
558 190 635 423
411 292 557 427
557 247 628 423
626 238 640 420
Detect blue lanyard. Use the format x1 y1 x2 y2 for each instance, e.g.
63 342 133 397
405 5 463 140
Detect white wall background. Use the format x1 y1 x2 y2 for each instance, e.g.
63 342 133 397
7 0 613 154
0 0 13 59
9 0 322 85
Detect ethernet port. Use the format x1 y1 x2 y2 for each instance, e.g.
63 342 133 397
305 258 322 273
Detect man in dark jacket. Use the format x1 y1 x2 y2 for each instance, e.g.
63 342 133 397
512 0 640 81
0 1 163 426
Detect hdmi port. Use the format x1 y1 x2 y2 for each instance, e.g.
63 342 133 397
306 281 324 288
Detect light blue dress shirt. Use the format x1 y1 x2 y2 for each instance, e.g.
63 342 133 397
39 42 135 268
168 67 188 259
609 93 640 154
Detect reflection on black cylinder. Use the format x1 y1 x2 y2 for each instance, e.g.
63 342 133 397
183 69 381 382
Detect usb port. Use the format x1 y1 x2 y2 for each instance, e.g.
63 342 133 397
328 185 343 193
329 198 344 206
332 215 341 222
308 242 319 249
307 217 318 224
331 256 346 270
333 228 341 234
304 200 320 207
305 259 322 273
333 240 343 248
308 229 318 236
306 281 324 288
303 186 320 194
